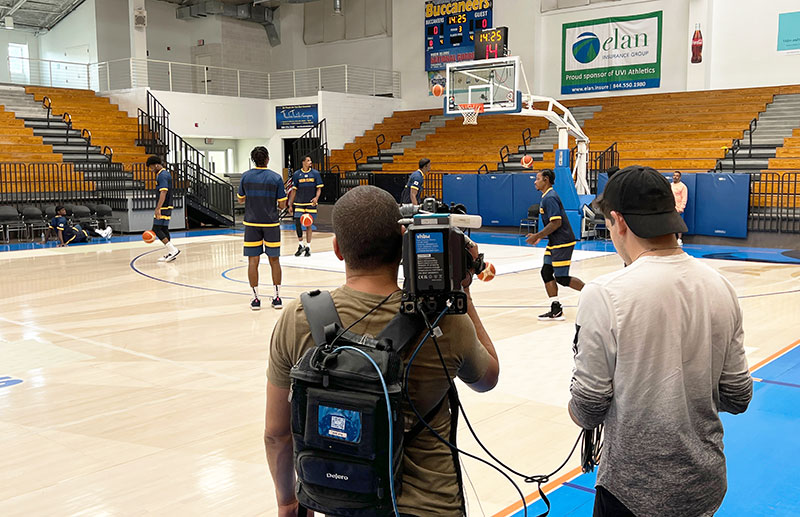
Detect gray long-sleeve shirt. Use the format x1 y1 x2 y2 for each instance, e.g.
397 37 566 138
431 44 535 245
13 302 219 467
569 254 752 517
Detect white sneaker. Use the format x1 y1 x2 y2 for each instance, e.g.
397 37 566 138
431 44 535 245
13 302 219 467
165 249 181 262
677 238 683 247
103 227 113 239
158 253 170 262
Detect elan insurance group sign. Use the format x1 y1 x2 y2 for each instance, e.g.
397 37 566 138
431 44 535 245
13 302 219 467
276 104 319 130
561 11 662 95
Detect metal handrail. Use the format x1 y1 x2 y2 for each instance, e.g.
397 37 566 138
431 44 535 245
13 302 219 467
102 146 113 161
42 96 52 127
62 112 72 144
522 127 532 149
478 164 489 174
376 134 386 157
81 128 92 161
353 148 364 170
499 145 510 173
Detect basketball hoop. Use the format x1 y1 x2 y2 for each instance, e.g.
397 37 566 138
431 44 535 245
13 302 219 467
458 103 484 125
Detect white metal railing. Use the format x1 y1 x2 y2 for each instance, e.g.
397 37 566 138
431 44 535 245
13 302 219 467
7 57 401 99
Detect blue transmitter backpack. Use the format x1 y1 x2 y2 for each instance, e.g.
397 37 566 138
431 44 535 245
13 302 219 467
289 290 463 517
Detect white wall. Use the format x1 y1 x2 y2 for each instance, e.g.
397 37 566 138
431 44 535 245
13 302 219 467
710 0 800 90
306 35 393 70
95 0 129 62
39 0 98 63
0 30 40 84
319 90 398 151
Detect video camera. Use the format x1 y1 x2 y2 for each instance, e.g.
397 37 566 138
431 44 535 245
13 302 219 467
399 198 485 315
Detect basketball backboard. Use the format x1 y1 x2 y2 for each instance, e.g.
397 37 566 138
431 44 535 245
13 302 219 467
444 56 522 116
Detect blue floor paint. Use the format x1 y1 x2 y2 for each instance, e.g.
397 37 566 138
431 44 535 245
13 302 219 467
510 345 800 517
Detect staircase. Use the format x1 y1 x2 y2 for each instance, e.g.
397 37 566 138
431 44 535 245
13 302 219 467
138 91 234 227
717 94 800 174
500 105 602 172
351 114 449 173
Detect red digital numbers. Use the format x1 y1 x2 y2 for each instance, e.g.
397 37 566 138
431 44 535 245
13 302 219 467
482 19 488 28
429 40 434 48
433 25 438 35
486 43 498 59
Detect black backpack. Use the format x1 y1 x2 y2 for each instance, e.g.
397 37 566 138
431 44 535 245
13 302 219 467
289 290 463 517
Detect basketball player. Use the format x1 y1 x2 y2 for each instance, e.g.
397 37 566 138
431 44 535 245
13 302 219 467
238 146 287 310
400 158 431 205
287 155 323 257
148 155 180 262
525 168 584 320
49 205 112 246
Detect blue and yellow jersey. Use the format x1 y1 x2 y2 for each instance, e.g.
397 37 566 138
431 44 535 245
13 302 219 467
291 168 323 213
400 169 425 203
49 215 79 243
238 167 287 225
540 188 575 247
155 168 173 222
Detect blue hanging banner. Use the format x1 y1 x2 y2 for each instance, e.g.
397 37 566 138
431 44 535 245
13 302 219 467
276 104 318 130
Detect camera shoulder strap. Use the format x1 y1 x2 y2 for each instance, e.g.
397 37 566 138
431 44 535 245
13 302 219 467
300 290 343 347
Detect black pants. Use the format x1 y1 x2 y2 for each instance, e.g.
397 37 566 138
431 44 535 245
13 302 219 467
153 224 170 242
294 216 303 239
594 486 635 517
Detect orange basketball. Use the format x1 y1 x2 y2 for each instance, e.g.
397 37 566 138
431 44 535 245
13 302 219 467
477 262 496 282
432 84 444 97
142 230 156 243
520 155 534 169
300 213 314 228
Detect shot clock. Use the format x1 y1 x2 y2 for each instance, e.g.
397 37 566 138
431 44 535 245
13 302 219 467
474 27 509 60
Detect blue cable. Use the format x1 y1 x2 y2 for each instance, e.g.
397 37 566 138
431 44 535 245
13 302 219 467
334 345 400 517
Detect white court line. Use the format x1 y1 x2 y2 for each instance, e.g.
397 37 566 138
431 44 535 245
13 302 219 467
45 394 185 431
0 316 240 382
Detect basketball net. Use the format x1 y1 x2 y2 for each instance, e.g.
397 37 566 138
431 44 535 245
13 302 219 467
458 103 484 125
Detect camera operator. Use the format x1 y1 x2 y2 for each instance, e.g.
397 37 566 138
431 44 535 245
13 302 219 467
264 185 499 517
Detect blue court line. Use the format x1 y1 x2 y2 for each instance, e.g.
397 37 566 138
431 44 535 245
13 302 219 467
219 265 340 289
755 378 800 390
562 482 596 495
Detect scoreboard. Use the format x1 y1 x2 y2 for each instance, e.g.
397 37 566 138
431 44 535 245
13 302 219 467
425 0 493 71
474 26 508 60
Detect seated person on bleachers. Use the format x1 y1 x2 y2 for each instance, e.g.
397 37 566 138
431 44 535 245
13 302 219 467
49 205 112 247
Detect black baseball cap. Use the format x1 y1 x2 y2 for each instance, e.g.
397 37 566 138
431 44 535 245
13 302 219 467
593 165 687 238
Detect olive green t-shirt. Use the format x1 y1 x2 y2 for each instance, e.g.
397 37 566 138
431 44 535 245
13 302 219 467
268 285 492 517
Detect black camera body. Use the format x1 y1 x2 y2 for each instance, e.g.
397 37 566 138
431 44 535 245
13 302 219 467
399 199 483 315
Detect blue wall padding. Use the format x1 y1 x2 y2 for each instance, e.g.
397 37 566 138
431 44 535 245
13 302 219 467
553 163 580 211
597 172 608 194
661 172 697 235
443 174 479 215
512 172 542 223
693 173 749 238
564 210 583 240
478 174 516 226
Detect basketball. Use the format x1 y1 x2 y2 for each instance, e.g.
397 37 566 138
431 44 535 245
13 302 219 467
142 230 156 243
521 155 534 168
300 213 314 228
477 262 496 282
432 84 444 97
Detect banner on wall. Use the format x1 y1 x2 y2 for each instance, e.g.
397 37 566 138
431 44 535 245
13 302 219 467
778 11 800 53
276 104 318 130
561 11 662 95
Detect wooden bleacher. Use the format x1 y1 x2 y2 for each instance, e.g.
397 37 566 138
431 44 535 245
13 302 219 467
24 86 149 168
329 109 439 172
0 106 62 163
380 114 551 174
